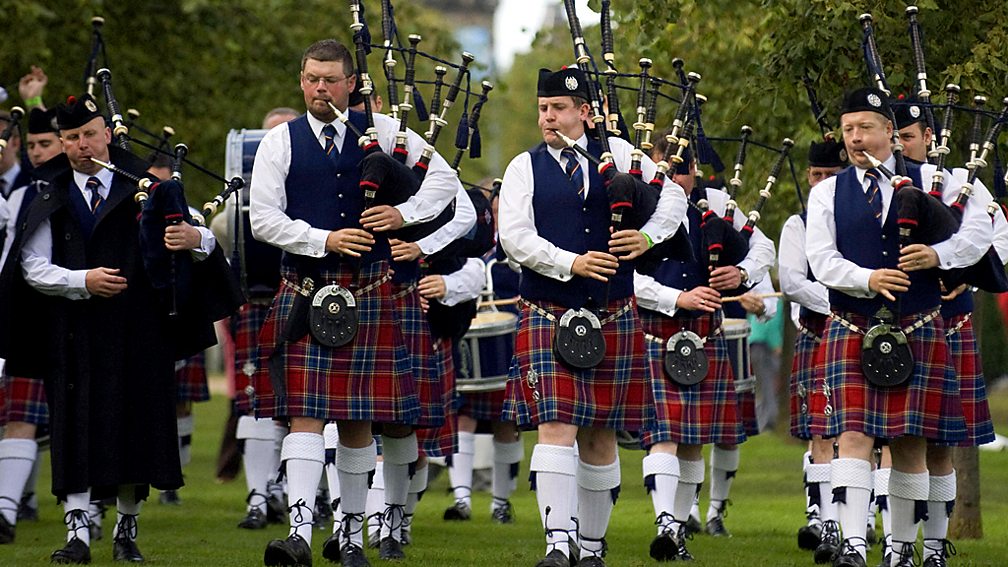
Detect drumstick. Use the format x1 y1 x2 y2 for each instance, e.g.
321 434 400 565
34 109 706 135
478 297 521 308
720 291 784 303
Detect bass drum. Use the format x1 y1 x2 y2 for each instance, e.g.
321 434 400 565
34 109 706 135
456 311 517 393
225 128 283 303
722 318 755 394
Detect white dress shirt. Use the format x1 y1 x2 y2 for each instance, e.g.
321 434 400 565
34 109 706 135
249 111 461 257
438 257 487 307
416 184 477 256
779 213 830 320
634 186 777 318
806 156 990 298
498 134 687 283
950 168 1008 262
21 168 215 299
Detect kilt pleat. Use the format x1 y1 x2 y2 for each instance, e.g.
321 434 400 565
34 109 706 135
502 298 652 431
944 316 994 447
232 303 270 413
419 338 459 457
175 352 210 403
393 284 443 428
638 309 746 447
808 311 966 442
253 262 419 424
1 374 48 425
789 314 828 440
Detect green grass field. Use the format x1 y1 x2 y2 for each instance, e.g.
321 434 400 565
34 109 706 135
3 381 1008 566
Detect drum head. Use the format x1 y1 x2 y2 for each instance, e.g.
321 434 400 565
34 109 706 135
861 326 913 387
721 317 750 340
663 330 708 386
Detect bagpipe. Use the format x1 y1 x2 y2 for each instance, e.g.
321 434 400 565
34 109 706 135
0 105 24 161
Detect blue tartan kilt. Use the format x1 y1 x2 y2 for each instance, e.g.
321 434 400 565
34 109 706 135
1 374 49 426
789 313 828 440
253 261 419 424
392 283 443 428
638 309 746 448
232 303 270 414
175 352 210 403
502 298 652 431
943 315 994 447
419 338 459 457
808 310 966 443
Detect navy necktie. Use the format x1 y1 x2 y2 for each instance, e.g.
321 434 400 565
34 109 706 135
865 168 882 223
86 176 103 214
561 147 585 199
322 124 340 163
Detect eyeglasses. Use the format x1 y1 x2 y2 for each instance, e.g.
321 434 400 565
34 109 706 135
302 74 351 86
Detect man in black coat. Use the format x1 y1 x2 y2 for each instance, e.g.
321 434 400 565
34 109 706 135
0 93 241 564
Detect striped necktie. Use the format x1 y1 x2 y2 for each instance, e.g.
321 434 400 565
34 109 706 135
865 168 882 223
322 124 340 163
86 176 104 214
561 147 585 199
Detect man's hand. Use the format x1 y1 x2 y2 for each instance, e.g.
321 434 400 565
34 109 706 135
418 275 447 300
85 267 127 297
389 238 422 262
738 292 766 316
571 251 620 282
709 265 743 291
941 282 969 302
326 228 375 257
898 244 939 272
608 229 648 260
361 205 404 232
18 66 47 104
164 223 202 251
676 286 721 313
868 268 911 301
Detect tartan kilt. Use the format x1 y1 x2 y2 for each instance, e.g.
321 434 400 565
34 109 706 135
393 284 443 428
253 262 419 424
458 389 508 422
419 338 459 457
503 298 652 431
944 315 994 447
737 389 758 437
808 310 966 443
232 303 270 414
175 352 210 403
638 309 746 447
1 374 49 426
789 313 829 440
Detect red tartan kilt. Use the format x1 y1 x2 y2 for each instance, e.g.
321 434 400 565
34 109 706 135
175 352 210 403
808 311 966 442
419 339 459 457
393 284 443 428
232 303 270 414
789 313 828 440
1 374 49 425
945 316 994 446
253 263 419 424
458 389 508 422
638 309 745 447
503 298 652 431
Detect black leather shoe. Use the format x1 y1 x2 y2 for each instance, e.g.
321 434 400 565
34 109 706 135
579 559 605 567
321 532 341 563
815 521 841 564
798 522 823 550
267 494 288 524
491 501 515 524
0 513 14 544
264 534 312 566
534 549 570 567
442 501 471 521
158 490 181 505
238 508 268 530
705 515 731 537
378 537 404 561
684 515 701 536
340 543 371 567
112 537 145 563
833 551 867 567
676 524 695 561
649 530 678 561
51 537 91 564
18 493 39 521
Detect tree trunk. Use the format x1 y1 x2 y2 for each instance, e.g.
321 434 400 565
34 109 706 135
949 446 983 539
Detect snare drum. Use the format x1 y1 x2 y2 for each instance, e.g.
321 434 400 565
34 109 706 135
225 129 283 301
723 318 756 395
456 311 517 393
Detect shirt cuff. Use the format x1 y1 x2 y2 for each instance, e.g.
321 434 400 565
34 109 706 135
189 226 216 261
554 250 578 281
395 202 421 225
929 241 958 269
854 267 876 298
69 270 91 299
307 228 331 258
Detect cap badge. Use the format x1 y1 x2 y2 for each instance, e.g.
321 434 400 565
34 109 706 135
84 99 98 112
565 76 579 91
909 105 920 118
867 94 882 108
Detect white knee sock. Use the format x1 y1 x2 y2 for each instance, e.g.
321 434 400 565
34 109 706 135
802 450 817 521
577 458 620 560
448 431 475 505
281 432 325 545
875 467 892 549
323 423 341 517
832 458 872 560
922 472 956 562
177 415 194 469
889 470 929 563
707 446 739 521
365 461 384 541
237 416 277 513
337 441 377 549
0 438 37 525
807 463 836 523
492 439 523 506
530 444 576 558
114 485 142 541
380 434 418 541
675 458 705 530
643 452 680 534
65 491 92 545
403 463 428 541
